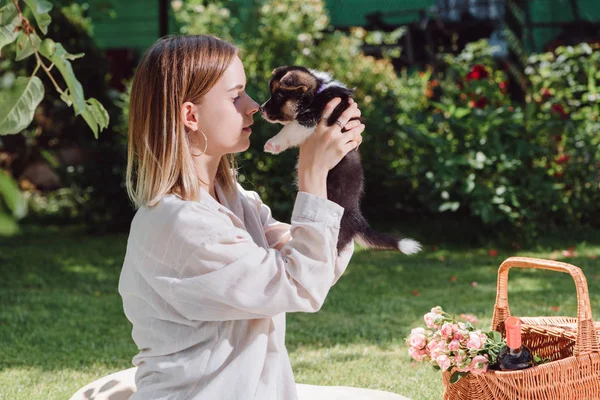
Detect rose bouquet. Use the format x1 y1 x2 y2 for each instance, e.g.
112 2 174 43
406 306 505 383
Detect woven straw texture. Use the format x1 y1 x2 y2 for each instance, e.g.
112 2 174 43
442 257 600 400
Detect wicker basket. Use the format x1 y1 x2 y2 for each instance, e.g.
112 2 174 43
442 257 600 400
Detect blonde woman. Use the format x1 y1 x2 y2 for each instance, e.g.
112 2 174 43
112 35 408 400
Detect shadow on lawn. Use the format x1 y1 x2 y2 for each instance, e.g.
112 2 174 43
0 224 134 372
0 223 599 371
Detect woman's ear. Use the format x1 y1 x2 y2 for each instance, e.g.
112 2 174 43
181 101 199 131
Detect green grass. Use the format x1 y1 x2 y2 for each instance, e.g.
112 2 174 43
1 223 599 400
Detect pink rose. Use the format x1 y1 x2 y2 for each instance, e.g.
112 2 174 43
469 355 489 375
409 346 428 362
409 332 428 350
453 330 467 342
424 312 442 328
427 339 446 359
460 313 479 324
431 306 444 315
436 354 452 372
440 323 453 338
427 338 438 351
467 332 485 350
448 339 461 352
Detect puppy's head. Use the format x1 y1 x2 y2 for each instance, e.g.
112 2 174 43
260 66 318 124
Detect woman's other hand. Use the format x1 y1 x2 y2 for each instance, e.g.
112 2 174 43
297 98 365 198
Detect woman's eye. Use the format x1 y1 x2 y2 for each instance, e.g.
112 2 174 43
233 96 241 103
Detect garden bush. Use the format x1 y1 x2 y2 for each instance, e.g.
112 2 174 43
405 41 600 233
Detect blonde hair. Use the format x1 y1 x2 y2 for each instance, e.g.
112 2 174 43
126 35 239 208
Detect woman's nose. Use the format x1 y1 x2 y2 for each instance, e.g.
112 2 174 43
247 99 260 116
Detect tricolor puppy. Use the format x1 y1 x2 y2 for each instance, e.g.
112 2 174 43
259 66 421 255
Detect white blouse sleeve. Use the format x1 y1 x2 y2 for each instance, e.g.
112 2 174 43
243 188 292 250
245 186 354 284
146 192 351 321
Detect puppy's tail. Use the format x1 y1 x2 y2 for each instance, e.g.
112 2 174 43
355 215 421 255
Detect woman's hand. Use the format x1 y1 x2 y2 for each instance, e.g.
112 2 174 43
297 97 365 198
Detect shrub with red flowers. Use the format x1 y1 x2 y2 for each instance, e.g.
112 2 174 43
397 40 600 233
525 43 600 226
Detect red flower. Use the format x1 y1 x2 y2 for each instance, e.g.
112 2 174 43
556 154 570 165
488 249 498 257
498 81 507 93
551 104 569 119
466 64 489 81
541 88 552 100
475 96 487 109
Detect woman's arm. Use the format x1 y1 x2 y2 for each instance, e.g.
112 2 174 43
244 185 353 278
138 192 345 321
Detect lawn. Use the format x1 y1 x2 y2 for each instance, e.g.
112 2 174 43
1 223 599 400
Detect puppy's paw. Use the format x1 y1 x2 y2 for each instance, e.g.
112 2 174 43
264 140 283 154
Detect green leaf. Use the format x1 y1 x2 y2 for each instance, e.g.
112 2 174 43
80 98 110 138
439 202 460 212
60 88 72 106
454 107 470 119
0 170 26 218
15 31 41 61
23 0 52 35
64 52 84 61
0 211 19 236
487 330 503 343
431 101 450 112
450 371 469 384
0 75 44 135
40 149 59 168
0 2 20 56
39 39 86 115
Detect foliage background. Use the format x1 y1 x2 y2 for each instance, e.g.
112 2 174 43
1 0 599 238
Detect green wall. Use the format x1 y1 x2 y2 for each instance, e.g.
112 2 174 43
85 0 600 55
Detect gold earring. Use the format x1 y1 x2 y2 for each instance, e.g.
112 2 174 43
191 129 208 157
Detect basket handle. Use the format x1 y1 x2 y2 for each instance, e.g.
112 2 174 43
491 256 600 356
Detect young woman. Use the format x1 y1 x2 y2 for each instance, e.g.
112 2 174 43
117 34 407 400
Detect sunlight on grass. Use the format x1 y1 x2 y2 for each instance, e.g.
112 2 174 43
1 224 599 400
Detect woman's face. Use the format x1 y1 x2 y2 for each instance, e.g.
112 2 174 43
191 56 259 157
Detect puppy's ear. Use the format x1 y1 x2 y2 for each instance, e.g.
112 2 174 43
279 71 308 93
271 66 287 76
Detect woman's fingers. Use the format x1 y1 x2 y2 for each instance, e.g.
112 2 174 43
321 98 343 123
341 124 365 152
337 103 361 127
343 119 362 130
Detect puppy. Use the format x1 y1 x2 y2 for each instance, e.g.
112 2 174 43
259 66 421 255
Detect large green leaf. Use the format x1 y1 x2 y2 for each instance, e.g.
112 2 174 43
0 2 20 56
39 38 86 115
23 0 52 35
80 98 110 139
0 75 44 135
15 31 41 61
0 171 26 218
0 211 19 236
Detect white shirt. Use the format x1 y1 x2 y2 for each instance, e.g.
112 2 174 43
118 182 354 400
